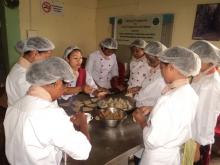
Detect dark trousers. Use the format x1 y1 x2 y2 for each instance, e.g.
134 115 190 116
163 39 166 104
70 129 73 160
194 144 211 165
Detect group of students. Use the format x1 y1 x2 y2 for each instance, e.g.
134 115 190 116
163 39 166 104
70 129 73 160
4 37 91 165
2 36 220 165
130 40 220 165
3 36 125 165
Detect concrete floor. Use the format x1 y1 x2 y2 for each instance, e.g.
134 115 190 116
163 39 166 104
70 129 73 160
0 88 220 165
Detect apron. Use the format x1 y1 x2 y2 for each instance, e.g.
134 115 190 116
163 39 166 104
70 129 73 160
181 139 197 165
76 68 86 87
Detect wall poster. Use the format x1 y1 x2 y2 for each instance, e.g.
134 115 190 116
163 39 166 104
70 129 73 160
110 14 174 63
192 3 220 41
115 15 163 45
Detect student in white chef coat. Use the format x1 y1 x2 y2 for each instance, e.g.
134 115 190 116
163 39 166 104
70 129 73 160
62 45 107 100
133 46 201 165
86 38 119 90
135 41 167 108
127 39 149 95
4 57 91 165
189 40 220 165
6 37 54 106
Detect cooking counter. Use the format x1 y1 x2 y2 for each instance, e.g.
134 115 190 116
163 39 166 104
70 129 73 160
58 94 143 165
66 116 143 165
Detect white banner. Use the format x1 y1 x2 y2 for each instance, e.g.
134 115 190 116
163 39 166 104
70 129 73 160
116 15 163 45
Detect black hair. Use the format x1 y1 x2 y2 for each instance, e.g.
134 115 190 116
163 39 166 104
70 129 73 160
66 49 82 59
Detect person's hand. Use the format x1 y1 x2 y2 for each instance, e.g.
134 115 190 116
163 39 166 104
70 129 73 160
139 106 152 116
127 86 141 94
96 91 108 98
83 85 94 94
111 76 126 92
70 112 87 128
93 87 108 98
132 108 147 129
63 86 82 95
77 86 83 93
115 84 126 92
70 112 91 141
63 86 69 93
97 87 109 93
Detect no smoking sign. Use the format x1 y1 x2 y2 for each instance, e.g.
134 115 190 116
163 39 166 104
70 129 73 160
42 1 52 13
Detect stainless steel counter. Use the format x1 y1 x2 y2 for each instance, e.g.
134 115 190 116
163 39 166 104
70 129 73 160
67 116 142 165
58 94 143 165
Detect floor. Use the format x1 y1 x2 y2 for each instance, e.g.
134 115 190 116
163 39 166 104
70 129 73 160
0 87 220 165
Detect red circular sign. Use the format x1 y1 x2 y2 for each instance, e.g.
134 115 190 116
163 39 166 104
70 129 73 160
42 1 51 13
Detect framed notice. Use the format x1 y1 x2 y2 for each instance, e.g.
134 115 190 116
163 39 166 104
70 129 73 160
114 15 163 45
110 14 174 63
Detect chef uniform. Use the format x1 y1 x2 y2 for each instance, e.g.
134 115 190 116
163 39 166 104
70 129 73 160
6 57 31 106
4 86 91 165
188 40 220 165
191 69 220 165
6 37 54 106
86 50 118 89
128 56 150 88
192 69 220 145
140 82 198 165
135 66 166 107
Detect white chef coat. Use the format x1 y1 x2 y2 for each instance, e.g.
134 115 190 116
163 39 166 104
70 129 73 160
135 67 166 107
62 70 98 100
85 50 118 89
4 95 91 165
140 84 198 165
128 56 150 88
6 59 31 106
191 71 220 145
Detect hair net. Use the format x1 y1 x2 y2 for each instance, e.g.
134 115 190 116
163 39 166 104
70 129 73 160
159 46 201 77
100 38 118 49
26 57 74 86
130 39 147 49
22 36 55 53
189 40 220 66
144 41 167 57
63 45 81 59
15 40 24 54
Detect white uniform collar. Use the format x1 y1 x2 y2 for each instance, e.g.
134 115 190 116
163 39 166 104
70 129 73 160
17 56 31 69
27 86 52 101
161 78 189 95
131 55 147 62
192 66 216 83
99 49 112 60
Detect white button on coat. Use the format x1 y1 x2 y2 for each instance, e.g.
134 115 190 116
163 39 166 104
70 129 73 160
128 56 150 88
